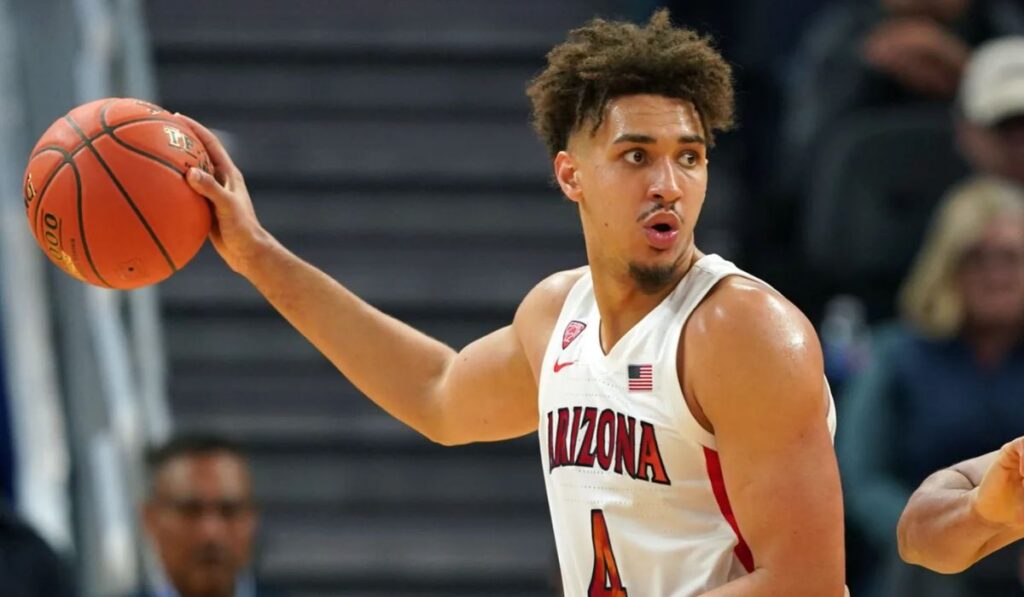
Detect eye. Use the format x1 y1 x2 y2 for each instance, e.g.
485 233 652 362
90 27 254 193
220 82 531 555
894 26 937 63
624 149 646 165
679 151 700 167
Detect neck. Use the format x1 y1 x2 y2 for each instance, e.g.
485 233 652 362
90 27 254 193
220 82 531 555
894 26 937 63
591 246 701 355
963 321 1023 369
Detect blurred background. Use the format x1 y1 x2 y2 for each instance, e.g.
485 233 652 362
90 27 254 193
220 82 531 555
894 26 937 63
1 0 1024 595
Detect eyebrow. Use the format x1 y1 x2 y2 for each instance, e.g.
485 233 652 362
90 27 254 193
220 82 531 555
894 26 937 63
612 133 706 145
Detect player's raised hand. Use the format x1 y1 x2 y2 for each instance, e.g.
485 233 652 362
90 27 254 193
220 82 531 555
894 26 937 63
971 437 1024 528
175 113 272 275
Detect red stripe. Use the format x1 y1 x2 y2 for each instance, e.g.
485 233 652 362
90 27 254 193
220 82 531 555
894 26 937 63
703 446 755 574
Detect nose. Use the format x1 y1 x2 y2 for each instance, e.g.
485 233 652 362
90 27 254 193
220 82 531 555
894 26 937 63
196 509 229 541
647 157 683 205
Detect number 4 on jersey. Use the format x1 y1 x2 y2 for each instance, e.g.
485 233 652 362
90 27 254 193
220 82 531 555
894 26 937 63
589 509 628 596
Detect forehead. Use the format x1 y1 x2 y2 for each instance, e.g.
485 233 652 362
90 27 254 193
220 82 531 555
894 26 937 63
593 94 703 143
156 452 250 498
978 216 1024 243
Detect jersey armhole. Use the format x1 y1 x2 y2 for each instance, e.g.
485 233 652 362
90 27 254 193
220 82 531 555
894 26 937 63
665 269 744 450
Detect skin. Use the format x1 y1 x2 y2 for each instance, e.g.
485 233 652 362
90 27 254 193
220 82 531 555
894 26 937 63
143 453 256 597
882 0 970 22
899 440 1024 573
175 93 844 595
862 17 969 98
898 217 1024 571
958 116 1024 187
959 217 1024 366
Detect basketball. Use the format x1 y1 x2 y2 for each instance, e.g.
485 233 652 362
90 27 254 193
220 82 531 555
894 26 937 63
22 98 212 290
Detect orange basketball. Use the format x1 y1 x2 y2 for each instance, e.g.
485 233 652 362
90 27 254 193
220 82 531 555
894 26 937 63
22 98 212 290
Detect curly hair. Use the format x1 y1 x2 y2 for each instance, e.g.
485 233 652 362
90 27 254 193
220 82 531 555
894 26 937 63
526 9 735 158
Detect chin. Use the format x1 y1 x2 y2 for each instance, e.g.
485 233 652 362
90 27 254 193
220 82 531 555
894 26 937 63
182 573 235 597
628 259 685 295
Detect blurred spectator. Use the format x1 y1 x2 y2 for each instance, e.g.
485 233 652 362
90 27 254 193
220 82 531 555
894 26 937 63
142 434 269 597
956 36 1024 187
840 177 1024 596
0 498 75 597
781 0 1024 198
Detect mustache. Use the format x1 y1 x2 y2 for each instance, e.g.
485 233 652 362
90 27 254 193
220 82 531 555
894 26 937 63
635 204 681 223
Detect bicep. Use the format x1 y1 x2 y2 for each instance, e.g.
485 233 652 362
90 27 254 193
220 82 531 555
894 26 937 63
692 287 844 589
715 399 845 580
435 324 539 445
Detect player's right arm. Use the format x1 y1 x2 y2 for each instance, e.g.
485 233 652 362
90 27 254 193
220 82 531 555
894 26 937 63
897 438 1024 573
177 114 572 445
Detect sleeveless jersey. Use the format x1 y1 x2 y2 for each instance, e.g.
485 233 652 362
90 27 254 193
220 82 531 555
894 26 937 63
537 254 837 596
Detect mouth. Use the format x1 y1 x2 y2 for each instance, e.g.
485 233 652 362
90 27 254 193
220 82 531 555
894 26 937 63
642 212 680 250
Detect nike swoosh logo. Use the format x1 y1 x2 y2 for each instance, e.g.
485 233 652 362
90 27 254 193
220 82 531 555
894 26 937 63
553 358 576 373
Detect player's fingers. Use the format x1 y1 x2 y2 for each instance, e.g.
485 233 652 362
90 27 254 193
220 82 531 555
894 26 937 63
187 167 238 214
1014 439 1024 478
174 113 239 175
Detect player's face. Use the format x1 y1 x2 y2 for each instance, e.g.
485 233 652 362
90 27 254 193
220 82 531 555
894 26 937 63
556 95 708 293
144 453 256 597
958 216 1024 330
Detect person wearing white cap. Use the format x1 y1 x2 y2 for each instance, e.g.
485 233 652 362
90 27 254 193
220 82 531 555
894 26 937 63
896 37 1024 576
957 36 1024 187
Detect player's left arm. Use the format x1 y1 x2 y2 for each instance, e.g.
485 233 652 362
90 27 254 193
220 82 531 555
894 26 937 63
689 278 845 596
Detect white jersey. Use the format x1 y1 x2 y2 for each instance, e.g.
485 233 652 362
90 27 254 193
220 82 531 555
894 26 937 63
537 254 837 596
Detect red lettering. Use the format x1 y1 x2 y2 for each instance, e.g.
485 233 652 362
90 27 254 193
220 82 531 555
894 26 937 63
554 408 570 470
576 407 598 467
568 406 583 465
547 411 554 469
595 410 615 470
614 414 636 478
637 422 670 484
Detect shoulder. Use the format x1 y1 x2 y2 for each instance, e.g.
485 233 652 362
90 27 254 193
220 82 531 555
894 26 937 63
513 267 588 366
687 275 818 358
514 267 588 329
684 276 825 421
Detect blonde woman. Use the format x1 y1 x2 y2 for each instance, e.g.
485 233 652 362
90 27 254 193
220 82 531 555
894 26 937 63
841 176 1024 596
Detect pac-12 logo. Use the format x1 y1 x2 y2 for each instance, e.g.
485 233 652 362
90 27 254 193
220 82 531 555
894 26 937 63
562 320 587 349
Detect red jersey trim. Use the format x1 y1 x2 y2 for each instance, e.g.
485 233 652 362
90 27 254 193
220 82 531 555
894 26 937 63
703 446 755 574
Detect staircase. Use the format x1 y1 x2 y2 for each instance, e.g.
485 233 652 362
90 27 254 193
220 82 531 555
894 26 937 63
145 1 623 594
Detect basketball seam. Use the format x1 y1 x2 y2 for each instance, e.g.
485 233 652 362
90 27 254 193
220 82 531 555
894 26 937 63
63 114 180 277
28 115 187 231
65 157 112 288
100 102 186 176
30 147 72 234
29 115 187 162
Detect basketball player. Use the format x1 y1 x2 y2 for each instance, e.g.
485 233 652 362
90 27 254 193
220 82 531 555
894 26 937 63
176 11 845 595
898 437 1024 574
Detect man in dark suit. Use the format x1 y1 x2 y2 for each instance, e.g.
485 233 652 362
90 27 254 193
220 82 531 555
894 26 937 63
143 434 266 597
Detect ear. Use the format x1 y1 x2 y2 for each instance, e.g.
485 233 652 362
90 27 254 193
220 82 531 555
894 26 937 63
554 151 584 204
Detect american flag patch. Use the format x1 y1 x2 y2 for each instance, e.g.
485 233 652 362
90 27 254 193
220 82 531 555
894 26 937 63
628 364 653 391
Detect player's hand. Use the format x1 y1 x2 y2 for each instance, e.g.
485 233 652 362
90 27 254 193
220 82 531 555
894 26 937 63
971 437 1024 529
175 113 272 275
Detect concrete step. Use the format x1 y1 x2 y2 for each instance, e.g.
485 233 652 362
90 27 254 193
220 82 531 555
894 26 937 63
257 511 554 591
147 0 612 40
248 188 578 239
246 445 544 510
198 116 550 182
156 59 539 117
164 309 516 363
